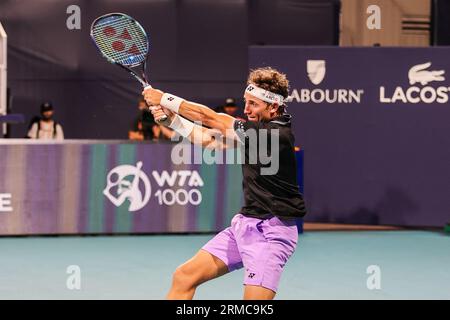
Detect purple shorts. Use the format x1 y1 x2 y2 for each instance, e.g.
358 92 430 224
202 213 298 292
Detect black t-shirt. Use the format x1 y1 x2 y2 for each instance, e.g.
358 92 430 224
233 114 306 219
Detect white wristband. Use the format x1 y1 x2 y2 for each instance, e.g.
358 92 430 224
168 115 195 138
161 93 184 113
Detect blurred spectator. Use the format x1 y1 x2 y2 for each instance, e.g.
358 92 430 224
27 102 64 140
214 98 246 121
129 98 175 141
152 123 175 141
129 98 156 140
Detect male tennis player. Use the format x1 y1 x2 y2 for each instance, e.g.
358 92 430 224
143 67 306 300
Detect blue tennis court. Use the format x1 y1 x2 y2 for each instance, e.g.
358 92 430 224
1 230 448 300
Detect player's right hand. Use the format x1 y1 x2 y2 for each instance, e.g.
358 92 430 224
142 87 164 106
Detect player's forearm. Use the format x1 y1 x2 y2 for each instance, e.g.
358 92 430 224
142 87 235 134
178 101 214 124
168 114 227 150
159 125 176 139
178 101 233 132
158 92 235 134
190 126 231 150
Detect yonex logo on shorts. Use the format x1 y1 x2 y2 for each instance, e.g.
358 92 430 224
248 273 256 278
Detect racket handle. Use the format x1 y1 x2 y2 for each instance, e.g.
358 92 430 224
149 106 168 123
143 84 168 122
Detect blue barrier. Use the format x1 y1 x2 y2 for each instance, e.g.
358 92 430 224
296 148 304 233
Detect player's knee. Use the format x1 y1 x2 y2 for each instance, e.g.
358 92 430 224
172 265 198 290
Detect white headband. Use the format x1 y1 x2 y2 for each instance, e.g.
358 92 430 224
245 84 285 105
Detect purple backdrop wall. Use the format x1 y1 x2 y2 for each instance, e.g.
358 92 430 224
0 141 244 235
250 46 450 227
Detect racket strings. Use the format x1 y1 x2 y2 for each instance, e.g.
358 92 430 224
92 15 148 66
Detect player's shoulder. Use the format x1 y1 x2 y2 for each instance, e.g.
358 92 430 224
233 115 293 145
267 114 292 128
234 114 292 131
258 114 293 133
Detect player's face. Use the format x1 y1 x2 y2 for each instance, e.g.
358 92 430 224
243 93 272 122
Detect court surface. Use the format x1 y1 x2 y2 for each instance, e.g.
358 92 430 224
0 230 449 299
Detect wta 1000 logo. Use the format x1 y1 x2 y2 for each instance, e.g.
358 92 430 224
103 161 203 212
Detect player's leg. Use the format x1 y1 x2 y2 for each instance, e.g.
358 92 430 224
166 249 228 299
236 215 299 300
167 219 243 299
243 285 276 300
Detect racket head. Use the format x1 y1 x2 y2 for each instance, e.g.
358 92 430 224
90 13 149 67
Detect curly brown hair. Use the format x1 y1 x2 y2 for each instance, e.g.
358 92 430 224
247 67 289 114
247 67 290 99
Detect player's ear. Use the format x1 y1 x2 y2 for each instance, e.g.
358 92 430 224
270 103 280 114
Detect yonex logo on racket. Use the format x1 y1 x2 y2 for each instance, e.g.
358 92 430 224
101 25 141 56
91 14 148 66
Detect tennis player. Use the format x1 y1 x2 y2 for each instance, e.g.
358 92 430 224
143 67 306 300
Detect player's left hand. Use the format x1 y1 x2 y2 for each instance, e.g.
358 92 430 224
149 105 174 126
142 87 164 106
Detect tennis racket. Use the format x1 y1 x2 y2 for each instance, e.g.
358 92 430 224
90 13 167 121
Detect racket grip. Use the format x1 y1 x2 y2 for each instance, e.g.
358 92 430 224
149 105 168 122
144 83 167 122
142 84 167 121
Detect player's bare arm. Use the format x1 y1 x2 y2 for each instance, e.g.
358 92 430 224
142 88 236 135
150 106 235 150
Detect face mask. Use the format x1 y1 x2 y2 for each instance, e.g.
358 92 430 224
42 113 53 121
